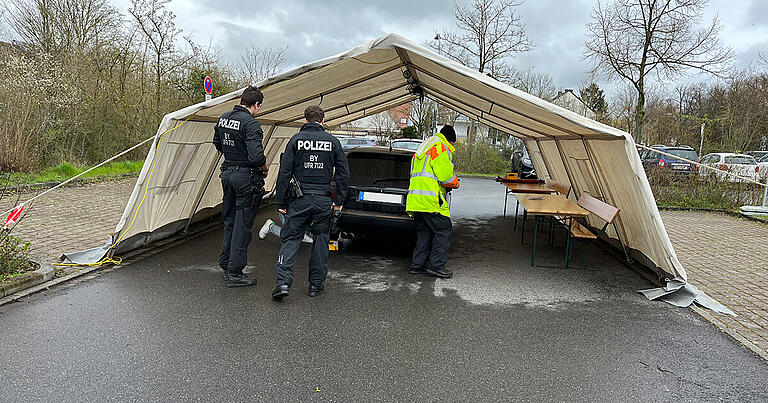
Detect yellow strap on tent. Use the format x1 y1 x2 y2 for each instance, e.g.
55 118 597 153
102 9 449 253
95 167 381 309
57 116 192 268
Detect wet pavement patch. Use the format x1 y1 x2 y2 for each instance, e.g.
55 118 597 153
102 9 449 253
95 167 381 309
1 177 767 401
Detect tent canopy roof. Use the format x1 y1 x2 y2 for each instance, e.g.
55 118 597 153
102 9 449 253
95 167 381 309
180 33 626 141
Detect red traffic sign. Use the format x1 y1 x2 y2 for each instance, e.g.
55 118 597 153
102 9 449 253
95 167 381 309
204 76 213 94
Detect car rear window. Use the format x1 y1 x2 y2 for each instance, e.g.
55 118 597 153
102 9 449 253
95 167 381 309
666 149 698 161
392 141 420 150
725 156 757 165
347 152 411 187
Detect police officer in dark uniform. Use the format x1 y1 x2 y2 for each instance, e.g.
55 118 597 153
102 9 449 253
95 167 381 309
271 105 349 299
213 86 269 287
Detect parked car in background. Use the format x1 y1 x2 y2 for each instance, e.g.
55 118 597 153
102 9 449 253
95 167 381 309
510 148 537 179
339 137 378 153
756 154 768 182
389 138 422 151
746 151 768 161
698 153 759 182
640 145 699 174
334 147 415 236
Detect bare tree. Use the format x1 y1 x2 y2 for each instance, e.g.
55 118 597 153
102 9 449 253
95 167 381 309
129 0 191 116
584 0 733 144
428 0 531 163
410 97 435 138
427 0 531 81
510 67 557 100
369 111 399 144
4 0 118 54
238 44 288 84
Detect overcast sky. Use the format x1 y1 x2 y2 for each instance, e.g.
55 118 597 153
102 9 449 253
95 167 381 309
79 0 768 97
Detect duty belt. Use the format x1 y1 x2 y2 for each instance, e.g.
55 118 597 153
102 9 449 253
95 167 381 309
224 165 256 173
302 190 332 197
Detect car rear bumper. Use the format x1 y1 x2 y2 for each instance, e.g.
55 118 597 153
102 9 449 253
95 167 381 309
338 208 415 233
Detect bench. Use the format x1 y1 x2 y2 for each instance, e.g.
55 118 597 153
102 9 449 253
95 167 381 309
565 194 620 269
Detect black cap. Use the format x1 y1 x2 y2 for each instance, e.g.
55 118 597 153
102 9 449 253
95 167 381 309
440 125 456 142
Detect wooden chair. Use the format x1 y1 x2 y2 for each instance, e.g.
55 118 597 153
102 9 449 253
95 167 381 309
565 194 620 269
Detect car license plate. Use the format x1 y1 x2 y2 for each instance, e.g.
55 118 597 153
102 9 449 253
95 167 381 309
672 164 688 170
359 192 403 204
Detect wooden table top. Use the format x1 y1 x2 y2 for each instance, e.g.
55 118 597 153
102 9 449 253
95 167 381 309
503 182 555 194
513 193 590 217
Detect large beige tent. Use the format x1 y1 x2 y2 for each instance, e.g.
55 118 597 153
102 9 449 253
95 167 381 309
75 33 686 281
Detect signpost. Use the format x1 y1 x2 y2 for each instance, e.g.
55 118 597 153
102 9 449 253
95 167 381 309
204 76 212 101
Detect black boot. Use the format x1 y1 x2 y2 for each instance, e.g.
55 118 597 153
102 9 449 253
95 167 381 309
426 268 453 279
308 284 324 297
227 273 257 288
272 285 290 300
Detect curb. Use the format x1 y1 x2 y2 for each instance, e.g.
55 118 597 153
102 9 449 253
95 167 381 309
691 306 767 361
0 262 55 299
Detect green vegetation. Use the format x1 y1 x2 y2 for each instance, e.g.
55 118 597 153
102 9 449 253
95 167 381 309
647 169 763 212
3 161 144 187
0 233 33 281
452 142 509 176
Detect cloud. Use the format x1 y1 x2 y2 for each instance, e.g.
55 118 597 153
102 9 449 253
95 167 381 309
746 0 768 27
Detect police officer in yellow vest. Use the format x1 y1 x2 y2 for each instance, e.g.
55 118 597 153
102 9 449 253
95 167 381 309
406 125 460 279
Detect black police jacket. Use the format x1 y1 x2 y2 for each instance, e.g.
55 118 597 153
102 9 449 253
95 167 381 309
275 122 350 209
213 105 267 171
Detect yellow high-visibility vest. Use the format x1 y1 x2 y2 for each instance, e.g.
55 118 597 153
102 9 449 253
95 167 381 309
405 133 459 218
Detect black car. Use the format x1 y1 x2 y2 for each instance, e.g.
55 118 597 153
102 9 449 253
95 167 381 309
640 145 699 174
510 148 537 179
334 147 415 236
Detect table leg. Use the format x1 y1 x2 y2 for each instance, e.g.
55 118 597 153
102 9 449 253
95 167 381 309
564 229 572 269
513 199 519 230
531 216 539 267
503 188 508 218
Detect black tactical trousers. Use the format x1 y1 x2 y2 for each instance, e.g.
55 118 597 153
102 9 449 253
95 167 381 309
410 212 453 271
219 169 263 274
274 195 332 287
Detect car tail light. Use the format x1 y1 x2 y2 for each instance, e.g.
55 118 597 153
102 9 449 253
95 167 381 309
719 164 729 171
658 159 665 167
756 166 760 173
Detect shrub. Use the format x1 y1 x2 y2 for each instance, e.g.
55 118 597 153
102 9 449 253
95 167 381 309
647 168 764 210
452 141 508 175
0 232 33 280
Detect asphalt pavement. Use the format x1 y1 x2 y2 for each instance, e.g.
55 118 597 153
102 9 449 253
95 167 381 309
1 177 767 401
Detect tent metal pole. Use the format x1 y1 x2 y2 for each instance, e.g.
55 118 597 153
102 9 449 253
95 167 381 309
324 94 416 127
184 153 222 234
263 125 278 144
424 86 573 140
424 90 529 138
582 138 633 263
272 82 409 126
423 89 539 140
410 64 612 139
534 139 555 179
256 63 405 117
553 139 580 200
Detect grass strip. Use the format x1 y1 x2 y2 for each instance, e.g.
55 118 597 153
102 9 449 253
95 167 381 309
3 161 144 187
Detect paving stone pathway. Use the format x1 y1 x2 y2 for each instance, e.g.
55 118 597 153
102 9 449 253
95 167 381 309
1 178 137 262
661 210 768 358
2 177 766 358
